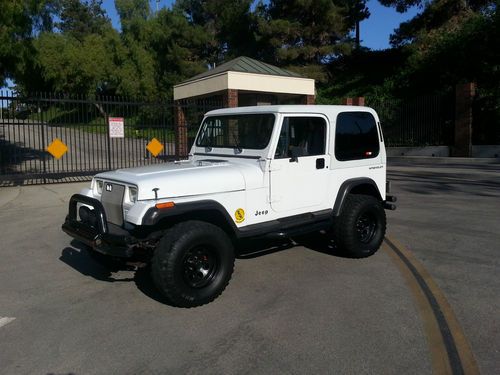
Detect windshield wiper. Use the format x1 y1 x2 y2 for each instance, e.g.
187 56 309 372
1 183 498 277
232 133 242 154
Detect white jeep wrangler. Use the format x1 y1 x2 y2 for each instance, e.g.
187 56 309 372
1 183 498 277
62 105 396 307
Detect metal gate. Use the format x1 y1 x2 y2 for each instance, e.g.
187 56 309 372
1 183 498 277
0 93 221 186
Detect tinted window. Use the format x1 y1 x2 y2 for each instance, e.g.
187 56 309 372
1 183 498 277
196 114 275 150
275 117 326 159
335 112 380 161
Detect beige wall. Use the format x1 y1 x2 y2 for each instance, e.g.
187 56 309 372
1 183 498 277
227 72 314 96
173 71 315 100
173 73 228 100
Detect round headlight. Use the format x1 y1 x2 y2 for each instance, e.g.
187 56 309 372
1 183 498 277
95 180 103 195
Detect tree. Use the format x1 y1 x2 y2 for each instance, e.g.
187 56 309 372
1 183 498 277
379 0 495 46
115 0 151 37
175 0 257 64
56 0 110 40
33 30 123 95
258 0 352 66
369 0 499 96
0 0 56 86
347 0 370 48
115 1 209 98
148 8 208 94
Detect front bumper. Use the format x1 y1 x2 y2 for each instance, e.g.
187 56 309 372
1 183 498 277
61 194 137 257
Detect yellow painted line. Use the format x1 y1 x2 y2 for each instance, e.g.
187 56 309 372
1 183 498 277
383 237 480 375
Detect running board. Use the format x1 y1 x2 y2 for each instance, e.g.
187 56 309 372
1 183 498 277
262 220 331 240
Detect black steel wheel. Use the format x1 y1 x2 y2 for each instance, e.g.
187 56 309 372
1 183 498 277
182 246 219 288
331 194 386 258
152 220 234 307
356 212 377 244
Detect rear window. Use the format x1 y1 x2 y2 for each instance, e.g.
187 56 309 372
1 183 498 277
335 112 380 161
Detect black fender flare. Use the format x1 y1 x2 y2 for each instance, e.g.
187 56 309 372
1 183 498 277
142 199 238 232
332 178 382 216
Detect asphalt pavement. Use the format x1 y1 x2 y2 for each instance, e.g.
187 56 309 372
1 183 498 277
0 157 498 374
385 157 500 374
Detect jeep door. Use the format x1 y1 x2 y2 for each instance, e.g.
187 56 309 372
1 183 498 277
269 115 330 212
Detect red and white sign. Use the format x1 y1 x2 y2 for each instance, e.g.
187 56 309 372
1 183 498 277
109 117 125 138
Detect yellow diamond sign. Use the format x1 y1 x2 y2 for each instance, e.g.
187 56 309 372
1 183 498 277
147 138 164 157
46 138 68 159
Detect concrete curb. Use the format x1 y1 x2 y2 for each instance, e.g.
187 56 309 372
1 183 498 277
388 156 500 165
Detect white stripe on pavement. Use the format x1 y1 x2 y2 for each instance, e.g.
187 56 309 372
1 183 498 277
0 317 16 328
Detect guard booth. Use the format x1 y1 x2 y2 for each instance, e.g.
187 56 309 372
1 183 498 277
173 56 316 157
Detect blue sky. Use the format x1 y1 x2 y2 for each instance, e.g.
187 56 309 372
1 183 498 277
361 1 419 49
2 0 418 92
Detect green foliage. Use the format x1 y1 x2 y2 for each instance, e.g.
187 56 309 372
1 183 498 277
3 0 498 112
318 48 408 103
33 30 121 95
56 0 110 40
115 0 151 38
0 0 56 85
175 0 257 63
381 0 495 46
381 1 499 97
258 0 353 65
326 0 500 104
148 9 208 94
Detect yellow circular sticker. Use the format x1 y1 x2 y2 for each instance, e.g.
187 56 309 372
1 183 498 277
235 208 245 223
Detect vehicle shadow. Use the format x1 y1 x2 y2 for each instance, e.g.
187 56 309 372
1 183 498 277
59 240 135 282
293 234 353 258
235 235 350 259
60 239 171 304
59 234 351 306
236 238 294 259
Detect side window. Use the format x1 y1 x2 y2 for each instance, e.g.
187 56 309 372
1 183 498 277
335 112 380 161
275 117 326 159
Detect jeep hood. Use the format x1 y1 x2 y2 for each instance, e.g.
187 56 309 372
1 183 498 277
95 160 247 200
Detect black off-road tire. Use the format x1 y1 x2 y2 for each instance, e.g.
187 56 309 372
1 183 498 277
332 194 386 258
151 220 235 308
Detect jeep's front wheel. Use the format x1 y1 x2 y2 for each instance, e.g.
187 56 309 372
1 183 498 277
331 194 386 258
151 221 235 307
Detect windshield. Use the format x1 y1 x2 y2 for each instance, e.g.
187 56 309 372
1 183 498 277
196 114 275 150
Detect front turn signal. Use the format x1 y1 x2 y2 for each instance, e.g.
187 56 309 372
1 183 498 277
155 201 175 210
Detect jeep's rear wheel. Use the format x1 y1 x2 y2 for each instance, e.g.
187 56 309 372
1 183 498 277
331 194 386 258
151 220 234 307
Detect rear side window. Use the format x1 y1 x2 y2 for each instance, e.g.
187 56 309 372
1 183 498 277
335 112 380 161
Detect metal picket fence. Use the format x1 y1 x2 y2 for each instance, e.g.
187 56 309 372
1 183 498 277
0 93 222 186
366 94 455 147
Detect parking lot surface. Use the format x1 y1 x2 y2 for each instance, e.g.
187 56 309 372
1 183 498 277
0 158 498 374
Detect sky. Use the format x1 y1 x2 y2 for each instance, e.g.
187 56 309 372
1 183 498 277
361 1 419 49
1 0 419 93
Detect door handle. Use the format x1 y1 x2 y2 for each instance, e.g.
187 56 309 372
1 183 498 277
316 158 325 169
